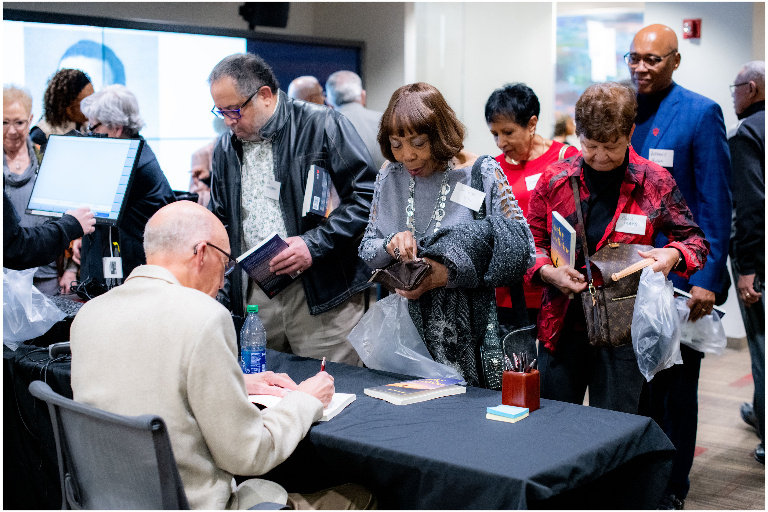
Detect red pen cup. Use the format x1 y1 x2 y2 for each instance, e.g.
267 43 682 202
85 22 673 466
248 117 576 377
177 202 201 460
501 370 540 412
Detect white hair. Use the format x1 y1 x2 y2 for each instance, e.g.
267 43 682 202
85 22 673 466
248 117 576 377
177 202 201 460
143 206 214 259
80 84 145 137
325 70 363 108
740 61 765 90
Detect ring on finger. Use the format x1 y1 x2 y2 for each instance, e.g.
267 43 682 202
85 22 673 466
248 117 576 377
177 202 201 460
394 247 401 260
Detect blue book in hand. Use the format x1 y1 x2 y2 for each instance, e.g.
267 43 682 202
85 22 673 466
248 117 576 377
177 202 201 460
551 211 576 269
235 232 294 299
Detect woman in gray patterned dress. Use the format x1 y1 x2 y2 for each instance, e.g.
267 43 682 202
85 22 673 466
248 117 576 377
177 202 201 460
358 83 535 387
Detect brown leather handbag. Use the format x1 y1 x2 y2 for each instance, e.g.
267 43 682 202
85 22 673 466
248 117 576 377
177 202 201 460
369 258 431 292
570 177 654 348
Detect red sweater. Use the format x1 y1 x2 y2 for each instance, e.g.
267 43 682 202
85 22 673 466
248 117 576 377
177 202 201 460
495 142 580 310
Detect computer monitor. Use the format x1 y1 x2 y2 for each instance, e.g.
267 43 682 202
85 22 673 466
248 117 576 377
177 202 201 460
26 135 143 226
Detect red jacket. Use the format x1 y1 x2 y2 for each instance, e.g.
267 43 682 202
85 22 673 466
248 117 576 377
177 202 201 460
526 147 709 352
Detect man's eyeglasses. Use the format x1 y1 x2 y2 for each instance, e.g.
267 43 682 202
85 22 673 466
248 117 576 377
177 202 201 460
87 122 102 133
730 82 750 93
195 242 238 276
624 50 678 68
211 91 258 120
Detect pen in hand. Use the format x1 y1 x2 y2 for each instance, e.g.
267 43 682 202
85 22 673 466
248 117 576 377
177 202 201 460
320 356 326 372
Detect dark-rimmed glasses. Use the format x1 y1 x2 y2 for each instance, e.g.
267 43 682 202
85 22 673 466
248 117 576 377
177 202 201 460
730 82 750 93
624 50 678 68
195 242 238 275
87 122 102 133
211 91 258 120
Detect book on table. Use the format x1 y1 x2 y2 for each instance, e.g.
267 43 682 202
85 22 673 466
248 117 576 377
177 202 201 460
486 404 529 424
234 232 293 299
551 211 576 269
250 392 356 422
363 377 466 405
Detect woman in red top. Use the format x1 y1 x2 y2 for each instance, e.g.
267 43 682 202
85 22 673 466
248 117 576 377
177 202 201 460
485 84 579 333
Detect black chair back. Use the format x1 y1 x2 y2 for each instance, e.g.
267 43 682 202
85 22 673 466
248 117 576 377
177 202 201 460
28 380 190 509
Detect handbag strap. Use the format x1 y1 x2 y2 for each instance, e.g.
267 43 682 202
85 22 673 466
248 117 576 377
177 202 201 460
569 176 597 301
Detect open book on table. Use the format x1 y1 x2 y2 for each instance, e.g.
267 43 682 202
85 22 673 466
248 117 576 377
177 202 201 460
249 392 356 422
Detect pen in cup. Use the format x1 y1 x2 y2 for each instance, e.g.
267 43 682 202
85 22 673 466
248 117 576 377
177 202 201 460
320 356 326 372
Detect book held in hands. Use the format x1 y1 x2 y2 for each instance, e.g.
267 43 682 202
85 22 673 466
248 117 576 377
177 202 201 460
364 377 466 405
551 211 576 269
234 232 293 299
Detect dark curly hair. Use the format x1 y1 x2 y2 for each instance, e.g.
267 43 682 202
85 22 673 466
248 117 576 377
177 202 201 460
574 82 637 142
378 82 464 164
42 69 92 128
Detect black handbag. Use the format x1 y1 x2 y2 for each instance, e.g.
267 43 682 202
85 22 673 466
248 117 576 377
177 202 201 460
570 176 653 348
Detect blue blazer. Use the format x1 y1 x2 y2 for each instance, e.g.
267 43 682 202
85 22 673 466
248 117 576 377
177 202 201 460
632 82 732 294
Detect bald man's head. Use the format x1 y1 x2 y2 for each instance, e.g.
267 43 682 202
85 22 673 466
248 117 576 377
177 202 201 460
144 201 227 259
143 201 231 296
628 24 681 95
287 76 325 105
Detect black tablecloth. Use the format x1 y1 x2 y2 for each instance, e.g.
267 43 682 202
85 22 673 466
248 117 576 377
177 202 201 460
4 345 674 510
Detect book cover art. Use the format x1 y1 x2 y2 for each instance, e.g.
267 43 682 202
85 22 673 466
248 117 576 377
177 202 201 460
236 232 293 298
364 377 466 405
551 211 576 269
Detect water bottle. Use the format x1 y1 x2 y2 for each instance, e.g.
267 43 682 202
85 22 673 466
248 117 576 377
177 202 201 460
240 304 266 374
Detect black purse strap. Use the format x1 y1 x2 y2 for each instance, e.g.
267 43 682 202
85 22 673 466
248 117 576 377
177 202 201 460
470 156 487 221
569 176 596 300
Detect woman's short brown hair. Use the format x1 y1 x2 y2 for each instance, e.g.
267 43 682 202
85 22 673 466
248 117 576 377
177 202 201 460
574 82 637 142
377 82 464 164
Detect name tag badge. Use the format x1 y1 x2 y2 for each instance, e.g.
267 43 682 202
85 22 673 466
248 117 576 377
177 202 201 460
648 149 674 168
616 213 647 235
450 182 485 212
525 173 542 191
264 180 281 201
103 257 123 279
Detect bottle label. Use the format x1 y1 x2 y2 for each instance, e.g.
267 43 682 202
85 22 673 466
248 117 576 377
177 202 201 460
241 349 266 374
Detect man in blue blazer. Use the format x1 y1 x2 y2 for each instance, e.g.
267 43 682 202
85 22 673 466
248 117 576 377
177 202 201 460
627 24 732 510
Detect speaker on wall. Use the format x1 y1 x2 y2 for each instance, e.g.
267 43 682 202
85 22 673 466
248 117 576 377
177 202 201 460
239 3 290 29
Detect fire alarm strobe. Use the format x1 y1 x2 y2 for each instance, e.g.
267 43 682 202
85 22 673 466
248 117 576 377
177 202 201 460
683 19 701 39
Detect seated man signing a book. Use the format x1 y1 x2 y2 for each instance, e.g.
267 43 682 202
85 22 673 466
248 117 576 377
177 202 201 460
70 201 375 510
208 53 378 366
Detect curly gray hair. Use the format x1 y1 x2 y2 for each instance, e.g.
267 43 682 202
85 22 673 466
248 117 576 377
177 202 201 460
80 84 145 137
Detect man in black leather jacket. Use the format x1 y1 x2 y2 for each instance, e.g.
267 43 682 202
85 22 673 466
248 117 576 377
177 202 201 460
208 53 376 365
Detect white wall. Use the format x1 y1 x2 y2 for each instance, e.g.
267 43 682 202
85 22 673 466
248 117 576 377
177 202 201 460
408 2 556 158
644 2 757 131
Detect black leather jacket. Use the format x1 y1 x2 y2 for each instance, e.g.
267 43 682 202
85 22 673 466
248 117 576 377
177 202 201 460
209 90 377 318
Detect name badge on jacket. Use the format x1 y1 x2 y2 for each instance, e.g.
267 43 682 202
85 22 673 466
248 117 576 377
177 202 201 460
615 213 647 235
450 182 485 212
648 149 674 168
264 180 281 201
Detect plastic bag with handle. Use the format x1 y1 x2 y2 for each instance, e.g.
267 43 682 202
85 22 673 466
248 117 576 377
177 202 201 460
632 267 683 381
347 293 463 381
3 267 66 350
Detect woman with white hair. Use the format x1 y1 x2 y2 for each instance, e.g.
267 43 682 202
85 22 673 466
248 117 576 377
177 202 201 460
4 84 73 294
77 85 176 292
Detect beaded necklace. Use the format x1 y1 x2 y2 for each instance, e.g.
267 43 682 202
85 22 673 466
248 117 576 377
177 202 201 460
405 160 454 237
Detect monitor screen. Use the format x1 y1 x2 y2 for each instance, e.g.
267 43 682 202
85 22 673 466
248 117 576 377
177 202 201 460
26 135 143 226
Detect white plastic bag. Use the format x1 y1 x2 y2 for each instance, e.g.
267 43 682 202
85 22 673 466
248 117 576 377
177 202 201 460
3 268 66 350
632 267 683 381
347 294 463 381
675 297 727 356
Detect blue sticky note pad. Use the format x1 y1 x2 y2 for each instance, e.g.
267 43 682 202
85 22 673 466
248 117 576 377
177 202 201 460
487 404 529 419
